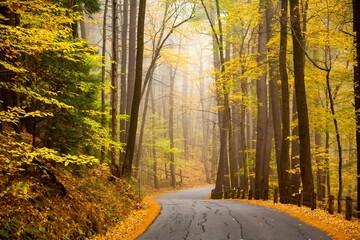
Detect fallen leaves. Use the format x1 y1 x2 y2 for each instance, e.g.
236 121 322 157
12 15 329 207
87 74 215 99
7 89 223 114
233 199 360 240
95 198 160 240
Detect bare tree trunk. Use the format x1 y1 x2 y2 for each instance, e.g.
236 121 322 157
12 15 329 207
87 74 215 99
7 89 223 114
315 131 325 201
122 0 146 177
353 0 360 218
255 0 268 200
133 71 152 179
119 0 129 166
325 130 331 196
110 0 119 173
169 66 176 187
291 92 301 195
182 74 189 160
125 0 137 141
279 0 292 203
100 0 109 163
267 0 287 201
289 0 314 207
211 121 218 181
150 88 159 189
325 70 343 213
240 81 249 194
198 58 211 182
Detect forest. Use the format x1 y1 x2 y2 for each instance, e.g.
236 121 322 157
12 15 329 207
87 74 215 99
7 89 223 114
0 0 359 239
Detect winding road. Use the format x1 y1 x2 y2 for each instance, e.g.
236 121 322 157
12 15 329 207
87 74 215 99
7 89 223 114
137 186 332 240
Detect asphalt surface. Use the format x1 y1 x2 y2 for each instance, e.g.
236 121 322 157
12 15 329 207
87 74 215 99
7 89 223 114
137 186 332 240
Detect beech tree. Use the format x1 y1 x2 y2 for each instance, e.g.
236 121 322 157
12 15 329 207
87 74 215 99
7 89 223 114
110 0 119 173
289 0 314 207
122 0 146 177
279 0 292 203
255 0 270 200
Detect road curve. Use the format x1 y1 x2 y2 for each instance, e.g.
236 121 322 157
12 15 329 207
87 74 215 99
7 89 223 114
137 186 332 240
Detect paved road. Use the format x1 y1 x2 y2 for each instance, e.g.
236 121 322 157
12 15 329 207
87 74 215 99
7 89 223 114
137 186 332 240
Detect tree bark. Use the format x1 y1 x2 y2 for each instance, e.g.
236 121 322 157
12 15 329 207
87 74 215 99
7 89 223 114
126 0 137 134
279 0 292 203
110 0 119 172
169 66 176 187
353 0 360 218
289 0 314 207
100 0 109 163
120 0 129 166
255 0 268 200
150 88 159 189
122 0 146 177
315 130 325 201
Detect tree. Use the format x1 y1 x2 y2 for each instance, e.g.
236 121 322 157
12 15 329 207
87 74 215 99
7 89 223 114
168 65 177 187
120 0 129 166
289 0 314 206
122 0 146 177
101 0 109 163
353 0 360 218
201 0 232 198
255 0 270 200
110 0 119 173
279 0 292 203
0 0 102 172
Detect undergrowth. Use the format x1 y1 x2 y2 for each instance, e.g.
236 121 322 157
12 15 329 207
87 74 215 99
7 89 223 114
0 162 142 239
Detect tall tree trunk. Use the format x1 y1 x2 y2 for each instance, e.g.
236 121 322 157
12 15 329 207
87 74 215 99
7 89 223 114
110 0 119 173
100 0 109 163
255 0 268 200
325 70 343 213
315 131 325 201
279 0 292 203
353 0 360 218
198 58 211 182
240 81 249 194
291 91 301 195
133 71 153 179
122 0 146 177
211 121 218 181
182 74 189 160
169 66 176 187
120 0 129 166
150 88 159 189
126 0 137 138
289 0 314 207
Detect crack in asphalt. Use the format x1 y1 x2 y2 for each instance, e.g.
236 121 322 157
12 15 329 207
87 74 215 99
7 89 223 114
183 201 196 240
262 216 275 228
198 212 207 233
221 204 245 240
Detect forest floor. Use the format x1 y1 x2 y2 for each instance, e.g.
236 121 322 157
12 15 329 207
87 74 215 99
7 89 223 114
0 162 146 240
